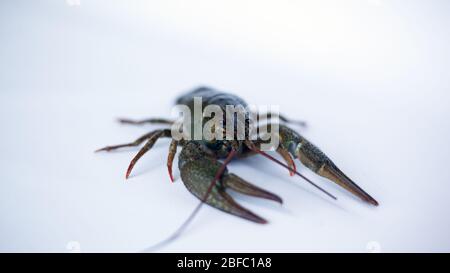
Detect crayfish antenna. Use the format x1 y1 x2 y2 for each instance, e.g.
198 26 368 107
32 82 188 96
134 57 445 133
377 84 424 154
143 149 237 252
142 202 203 252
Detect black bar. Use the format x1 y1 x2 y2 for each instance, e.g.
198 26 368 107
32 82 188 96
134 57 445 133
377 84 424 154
0 253 447 272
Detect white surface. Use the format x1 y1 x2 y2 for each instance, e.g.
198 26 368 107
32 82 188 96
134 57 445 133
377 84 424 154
1 0 450 252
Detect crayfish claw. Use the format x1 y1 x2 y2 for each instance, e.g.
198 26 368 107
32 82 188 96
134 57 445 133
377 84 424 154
317 161 379 206
218 190 268 224
278 125 379 206
180 160 269 224
295 140 379 206
223 173 282 204
179 142 272 223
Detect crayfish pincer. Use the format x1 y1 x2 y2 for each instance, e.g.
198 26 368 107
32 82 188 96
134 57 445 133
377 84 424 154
96 87 378 226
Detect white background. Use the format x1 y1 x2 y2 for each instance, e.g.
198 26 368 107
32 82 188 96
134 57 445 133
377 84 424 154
1 0 450 252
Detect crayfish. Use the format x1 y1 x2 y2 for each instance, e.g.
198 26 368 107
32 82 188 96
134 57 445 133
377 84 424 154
96 87 378 243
